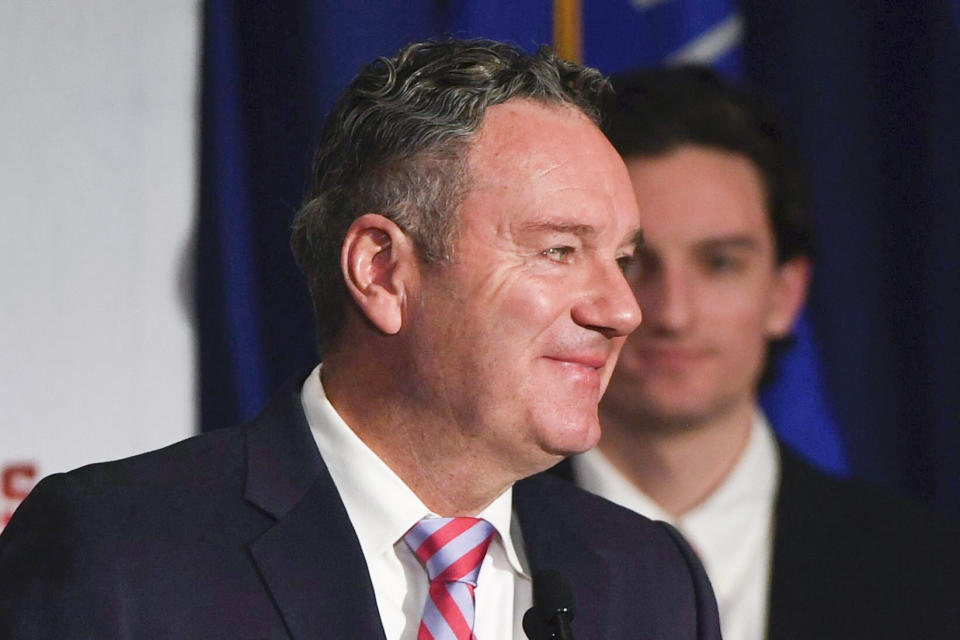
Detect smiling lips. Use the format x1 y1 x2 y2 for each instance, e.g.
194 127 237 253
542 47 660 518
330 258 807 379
544 354 607 387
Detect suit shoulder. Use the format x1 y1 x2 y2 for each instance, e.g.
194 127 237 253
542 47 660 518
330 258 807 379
517 471 674 545
53 421 249 493
541 459 677 539
771 446 960 637
516 473 722 639
778 447 959 548
1 423 252 551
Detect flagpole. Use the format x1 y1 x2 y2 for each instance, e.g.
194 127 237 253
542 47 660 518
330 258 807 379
553 0 582 63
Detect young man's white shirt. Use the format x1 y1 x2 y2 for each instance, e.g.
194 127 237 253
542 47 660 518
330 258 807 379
573 411 780 640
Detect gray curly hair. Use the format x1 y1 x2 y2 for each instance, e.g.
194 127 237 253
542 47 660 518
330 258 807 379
290 38 611 354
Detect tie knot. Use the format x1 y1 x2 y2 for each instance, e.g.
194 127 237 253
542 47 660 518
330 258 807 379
403 517 496 586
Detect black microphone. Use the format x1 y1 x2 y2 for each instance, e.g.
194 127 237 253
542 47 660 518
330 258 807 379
522 569 576 640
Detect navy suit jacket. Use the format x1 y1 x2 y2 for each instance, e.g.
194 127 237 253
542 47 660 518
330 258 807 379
0 375 721 639
766 447 960 640
553 444 960 640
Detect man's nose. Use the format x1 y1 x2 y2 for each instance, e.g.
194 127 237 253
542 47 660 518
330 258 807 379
572 262 643 338
638 264 692 332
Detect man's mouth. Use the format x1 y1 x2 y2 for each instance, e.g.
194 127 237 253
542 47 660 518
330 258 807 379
543 354 607 387
635 346 711 369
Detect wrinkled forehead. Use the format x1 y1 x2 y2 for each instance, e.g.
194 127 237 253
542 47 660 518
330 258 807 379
461 100 640 247
473 101 588 167
466 99 638 216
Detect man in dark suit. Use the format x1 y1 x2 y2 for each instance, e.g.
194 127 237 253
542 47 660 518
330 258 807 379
0 40 721 639
558 65 960 640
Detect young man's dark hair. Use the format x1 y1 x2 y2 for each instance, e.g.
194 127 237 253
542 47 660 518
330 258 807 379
606 65 812 264
605 65 811 384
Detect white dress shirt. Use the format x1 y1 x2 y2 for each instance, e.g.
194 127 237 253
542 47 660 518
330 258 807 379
572 410 780 640
300 365 532 640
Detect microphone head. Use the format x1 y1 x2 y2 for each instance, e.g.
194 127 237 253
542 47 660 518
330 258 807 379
522 605 554 639
533 569 575 620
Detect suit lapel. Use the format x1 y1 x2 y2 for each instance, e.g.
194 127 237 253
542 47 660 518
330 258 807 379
243 372 387 640
248 473 386 640
239 374 615 640
767 446 820 640
514 475 611 640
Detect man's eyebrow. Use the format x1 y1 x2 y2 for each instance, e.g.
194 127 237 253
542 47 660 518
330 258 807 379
516 221 644 250
696 235 762 251
517 221 597 236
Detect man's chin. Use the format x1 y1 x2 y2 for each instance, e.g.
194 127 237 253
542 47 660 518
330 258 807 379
540 417 602 458
633 400 727 431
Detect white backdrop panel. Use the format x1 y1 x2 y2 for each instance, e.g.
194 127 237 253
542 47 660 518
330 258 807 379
0 1 200 528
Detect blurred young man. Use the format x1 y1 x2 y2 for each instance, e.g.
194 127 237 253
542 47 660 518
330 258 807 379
563 66 959 640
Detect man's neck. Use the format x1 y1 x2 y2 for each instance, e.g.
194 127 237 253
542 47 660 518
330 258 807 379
596 398 755 517
320 349 517 516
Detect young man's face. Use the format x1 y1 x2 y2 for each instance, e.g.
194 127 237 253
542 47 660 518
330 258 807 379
601 145 808 429
405 99 643 477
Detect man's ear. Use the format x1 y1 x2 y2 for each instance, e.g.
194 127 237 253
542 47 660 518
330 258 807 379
341 213 419 336
766 255 812 338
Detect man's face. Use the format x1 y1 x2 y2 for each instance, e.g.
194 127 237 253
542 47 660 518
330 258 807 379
404 100 642 477
601 145 806 428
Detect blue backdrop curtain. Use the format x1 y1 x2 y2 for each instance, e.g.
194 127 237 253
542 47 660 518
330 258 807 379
198 0 960 522
741 0 960 522
198 0 554 431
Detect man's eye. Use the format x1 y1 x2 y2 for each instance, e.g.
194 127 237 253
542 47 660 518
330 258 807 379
705 253 742 272
616 254 637 273
542 246 574 261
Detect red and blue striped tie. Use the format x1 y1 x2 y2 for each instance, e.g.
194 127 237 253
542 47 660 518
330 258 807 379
403 517 496 640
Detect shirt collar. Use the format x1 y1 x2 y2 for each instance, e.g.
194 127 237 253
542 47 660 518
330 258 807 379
300 364 527 576
572 436 671 523
571 408 779 527
681 409 779 530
